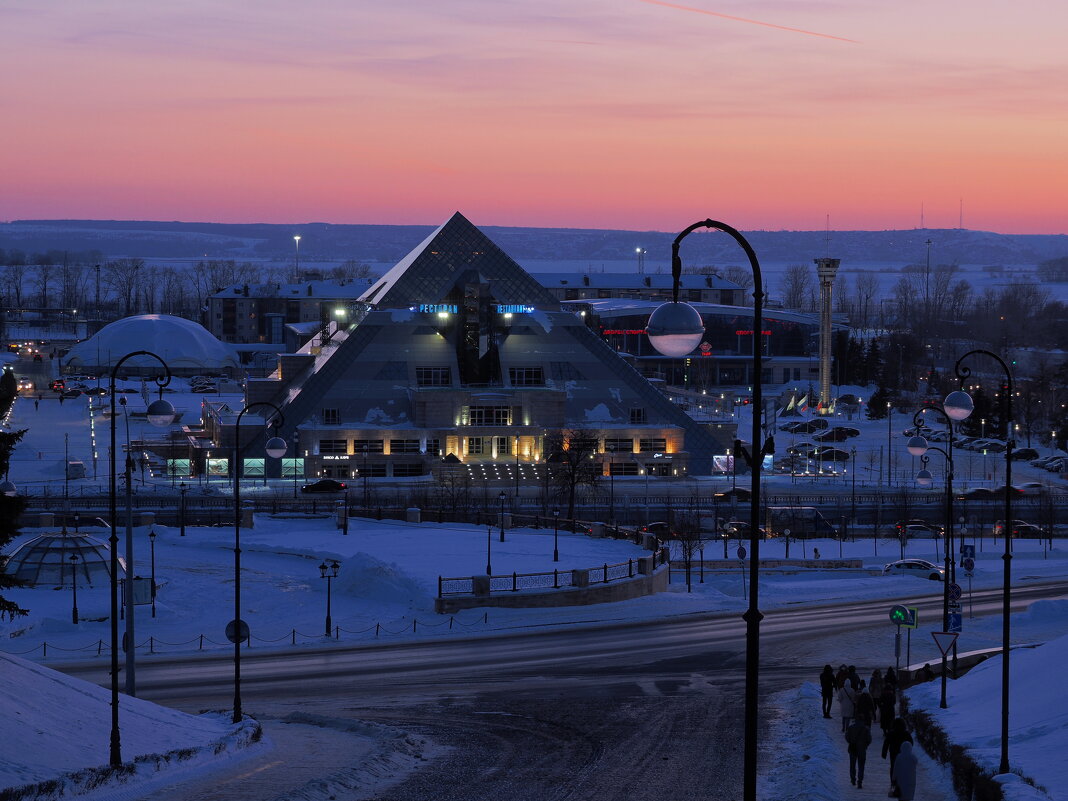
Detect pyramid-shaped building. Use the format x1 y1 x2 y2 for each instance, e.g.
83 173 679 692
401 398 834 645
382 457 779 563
232 212 729 482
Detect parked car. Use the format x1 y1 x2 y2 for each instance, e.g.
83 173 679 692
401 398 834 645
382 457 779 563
84 387 108 396
300 479 347 494
993 519 1044 538
1012 448 1040 461
883 559 945 581
725 521 768 538
896 519 943 537
60 388 82 399
813 426 860 442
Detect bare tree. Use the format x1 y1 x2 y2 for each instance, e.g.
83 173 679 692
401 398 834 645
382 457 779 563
852 271 880 330
105 258 145 316
721 265 755 304
780 264 812 310
33 263 54 308
5 264 27 307
544 429 601 524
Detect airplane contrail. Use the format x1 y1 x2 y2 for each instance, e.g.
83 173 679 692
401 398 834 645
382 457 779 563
638 0 859 43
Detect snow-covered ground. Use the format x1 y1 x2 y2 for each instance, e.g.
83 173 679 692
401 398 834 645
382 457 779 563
4 367 1068 799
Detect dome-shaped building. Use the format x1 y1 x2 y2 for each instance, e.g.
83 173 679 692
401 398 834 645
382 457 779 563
63 314 240 377
4 532 125 587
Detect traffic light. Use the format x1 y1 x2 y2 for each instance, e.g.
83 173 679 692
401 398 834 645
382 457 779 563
889 604 915 627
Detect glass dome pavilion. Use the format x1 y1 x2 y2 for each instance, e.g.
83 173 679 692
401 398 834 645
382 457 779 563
4 532 126 588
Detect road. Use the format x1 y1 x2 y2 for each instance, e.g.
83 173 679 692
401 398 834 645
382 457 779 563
55 581 1068 800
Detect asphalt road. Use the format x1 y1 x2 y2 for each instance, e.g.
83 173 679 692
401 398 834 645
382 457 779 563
55 581 1068 800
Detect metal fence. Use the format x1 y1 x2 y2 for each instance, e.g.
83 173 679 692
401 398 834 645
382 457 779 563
438 547 668 598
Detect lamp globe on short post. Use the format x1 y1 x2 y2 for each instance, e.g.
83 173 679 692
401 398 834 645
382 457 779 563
498 490 507 543
69 553 80 624
553 507 560 562
319 559 340 637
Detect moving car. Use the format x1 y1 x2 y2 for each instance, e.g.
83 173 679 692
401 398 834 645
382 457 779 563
993 519 1044 538
958 487 995 501
300 478 347 494
639 521 675 539
883 559 945 581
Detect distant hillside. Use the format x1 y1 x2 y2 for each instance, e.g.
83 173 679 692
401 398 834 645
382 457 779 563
2 219 1067 267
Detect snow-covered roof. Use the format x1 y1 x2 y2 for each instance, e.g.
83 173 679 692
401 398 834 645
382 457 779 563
534 272 742 291
62 314 240 372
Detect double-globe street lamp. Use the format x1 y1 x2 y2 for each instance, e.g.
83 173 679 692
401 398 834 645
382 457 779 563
108 351 176 767
319 559 340 636
951 349 1015 775
231 402 288 724
647 219 769 801
905 395 968 709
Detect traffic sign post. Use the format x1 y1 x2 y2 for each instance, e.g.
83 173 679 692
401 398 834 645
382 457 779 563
960 544 975 560
889 605 918 671
948 583 963 603
225 618 250 645
933 631 959 657
737 546 747 600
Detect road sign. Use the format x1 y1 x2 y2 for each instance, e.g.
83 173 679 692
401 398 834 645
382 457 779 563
932 631 959 656
962 557 975 572
737 546 747 561
889 604 916 628
225 618 250 644
960 544 975 560
948 582 963 602
948 613 963 633
949 601 962 612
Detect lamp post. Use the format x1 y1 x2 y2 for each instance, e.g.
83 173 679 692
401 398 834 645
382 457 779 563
318 559 340 636
498 490 506 542
148 529 157 618
178 482 187 537
649 219 767 801
70 553 80 624
951 350 1013 775
850 446 857 526
232 402 288 724
906 431 954 708
293 234 302 282
108 351 175 766
553 507 560 562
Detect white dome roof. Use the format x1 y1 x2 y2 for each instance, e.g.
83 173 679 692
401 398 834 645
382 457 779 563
63 314 239 372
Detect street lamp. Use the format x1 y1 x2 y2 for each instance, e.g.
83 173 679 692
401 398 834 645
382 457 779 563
148 528 157 619
906 429 954 709
498 491 507 542
318 559 340 636
951 350 1013 775
108 351 175 766
69 553 80 624
232 402 288 724
650 219 768 801
553 507 560 562
293 234 302 282
179 482 187 537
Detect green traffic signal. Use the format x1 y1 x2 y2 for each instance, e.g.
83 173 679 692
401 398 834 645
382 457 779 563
889 604 910 624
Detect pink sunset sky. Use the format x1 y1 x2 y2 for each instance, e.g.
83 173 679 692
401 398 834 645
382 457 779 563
2 0 1067 233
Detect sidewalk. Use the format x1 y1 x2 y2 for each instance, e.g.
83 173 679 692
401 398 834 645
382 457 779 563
760 684 958 801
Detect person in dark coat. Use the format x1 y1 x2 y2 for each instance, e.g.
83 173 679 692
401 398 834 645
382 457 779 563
884 666 898 692
845 715 873 788
835 664 848 689
892 740 918 800
846 664 860 689
854 680 876 726
878 685 897 733
882 717 914 794
869 668 884 699
819 664 836 718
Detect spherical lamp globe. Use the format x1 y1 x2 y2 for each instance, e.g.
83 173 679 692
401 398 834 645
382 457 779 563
646 302 705 358
943 390 974 421
146 399 177 427
906 436 929 456
265 437 288 459
916 469 934 487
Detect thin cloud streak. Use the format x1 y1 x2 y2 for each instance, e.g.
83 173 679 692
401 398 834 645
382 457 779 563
638 0 860 43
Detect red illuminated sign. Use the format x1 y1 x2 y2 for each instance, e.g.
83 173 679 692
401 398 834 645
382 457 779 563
602 329 647 335
735 330 772 336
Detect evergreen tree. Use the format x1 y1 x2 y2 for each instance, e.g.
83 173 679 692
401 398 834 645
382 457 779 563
863 339 883 387
0 429 29 620
866 385 893 420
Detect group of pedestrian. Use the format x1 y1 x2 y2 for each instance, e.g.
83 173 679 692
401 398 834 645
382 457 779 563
820 664 917 798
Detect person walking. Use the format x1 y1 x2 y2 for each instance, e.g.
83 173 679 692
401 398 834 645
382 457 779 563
819 664 835 718
34 397 39 411
869 668 884 699
846 665 860 689
845 714 873 789
837 679 856 733
892 740 918 800
835 664 849 690
884 667 899 694
882 717 914 795
855 680 876 725
878 685 897 734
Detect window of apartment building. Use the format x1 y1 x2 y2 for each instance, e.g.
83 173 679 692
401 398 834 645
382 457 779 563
604 438 634 453
629 408 647 425
609 462 639 476
390 439 421 454
392 463 424 477
353 439 384 454
467 437 485 455
322 408 341 425
508 366 544 386
416 367 451 386
493 436 511 455
322 465 350 479
358 463 387 477
465 406 512 426
639 438 667 452
425 438 441 455
319 439 348 455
